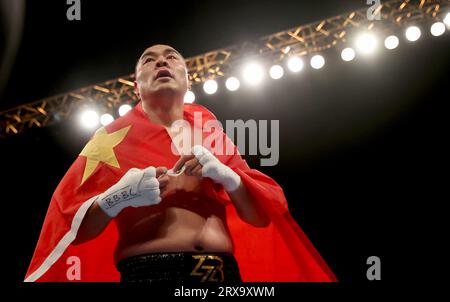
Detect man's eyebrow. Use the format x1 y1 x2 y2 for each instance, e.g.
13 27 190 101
139 48 183 61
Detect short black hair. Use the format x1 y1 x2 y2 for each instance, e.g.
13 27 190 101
134 45 186 75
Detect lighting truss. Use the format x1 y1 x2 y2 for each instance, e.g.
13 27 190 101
0 0 448 138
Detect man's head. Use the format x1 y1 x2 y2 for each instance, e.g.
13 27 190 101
134 44 190 102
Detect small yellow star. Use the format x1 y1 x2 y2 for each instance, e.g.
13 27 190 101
79 125 131 184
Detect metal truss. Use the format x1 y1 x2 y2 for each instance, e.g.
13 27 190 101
1 0 448 138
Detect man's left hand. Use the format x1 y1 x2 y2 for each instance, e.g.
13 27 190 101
173 145 241 192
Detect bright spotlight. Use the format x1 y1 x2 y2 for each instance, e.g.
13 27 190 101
80 110 99 129
269 65 284 79
203 79 218 95
242 63 264 85
384 35 399 49
118 104 132 116
225 77 240 91
341 48 356 61
444 12 450 26
355 33 378 54
287 56 304 72
310 55 325 69
430 22 446 37
184 90 195 103
100 114 114 126
405 26 421 41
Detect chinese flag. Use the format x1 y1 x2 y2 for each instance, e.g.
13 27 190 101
25 102 337 282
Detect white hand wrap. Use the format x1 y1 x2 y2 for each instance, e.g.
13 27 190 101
97 166 161 217
192 145 241 192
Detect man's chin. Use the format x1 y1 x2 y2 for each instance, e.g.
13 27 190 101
148 86 184 99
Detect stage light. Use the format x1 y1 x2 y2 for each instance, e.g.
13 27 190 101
80 110 99 129
430 22 446 37
405 26 421 41
242 63 264 85
203 79 218 95
355 33 378 54
384 35 399 49
444 12 450 26
184 90 195 103
100 114 114 126
287 56 304 72
225 77 240 91
310 55 325 69
118 104 132 116
341 47 356 61
269 65 284 79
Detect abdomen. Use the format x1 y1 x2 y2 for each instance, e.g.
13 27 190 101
114 200 233 264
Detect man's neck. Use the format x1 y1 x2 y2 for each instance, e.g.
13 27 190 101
141 97 184 128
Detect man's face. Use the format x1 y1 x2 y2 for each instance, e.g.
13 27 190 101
135 44 189 99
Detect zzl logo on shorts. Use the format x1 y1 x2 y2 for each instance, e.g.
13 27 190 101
190 255 225 282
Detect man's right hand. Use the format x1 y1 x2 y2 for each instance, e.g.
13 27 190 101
97 166 168 217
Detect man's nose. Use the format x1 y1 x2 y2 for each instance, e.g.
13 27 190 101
155 56 169 67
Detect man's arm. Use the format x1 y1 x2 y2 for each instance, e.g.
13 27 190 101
72 167 168 245
225 181 270 227
72 200 112 245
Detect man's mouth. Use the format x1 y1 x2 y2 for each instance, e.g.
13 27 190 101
155 69 173 80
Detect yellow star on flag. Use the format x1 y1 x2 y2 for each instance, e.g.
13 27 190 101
79 125 131 184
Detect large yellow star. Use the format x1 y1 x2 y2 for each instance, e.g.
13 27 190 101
79 125 131 184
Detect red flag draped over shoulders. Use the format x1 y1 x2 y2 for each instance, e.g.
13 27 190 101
24 102 336 282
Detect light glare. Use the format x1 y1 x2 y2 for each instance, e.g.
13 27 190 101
384 35 399 49
225 77 240 91
203 79 218 95
242 63 264 85
100 114 114 126
269 65 284 79
341 48 356 61
287 56 304 72
118 104 132 116
356 33 378 54
310 55 325 69
80 110 99 129
430 22 446 37
443 13 450 26
184 90 195 103
405 26 421 41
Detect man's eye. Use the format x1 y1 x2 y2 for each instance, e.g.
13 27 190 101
168 55 177 59
143 58 154 64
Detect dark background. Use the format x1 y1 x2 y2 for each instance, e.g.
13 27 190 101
1 0 448 289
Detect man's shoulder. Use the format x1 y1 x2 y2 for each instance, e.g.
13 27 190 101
184 103 209 112
184 103 218 120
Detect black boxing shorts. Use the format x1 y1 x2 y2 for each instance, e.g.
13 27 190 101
117 252 242 283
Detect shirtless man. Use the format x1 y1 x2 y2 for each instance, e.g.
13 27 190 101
73 44 269 282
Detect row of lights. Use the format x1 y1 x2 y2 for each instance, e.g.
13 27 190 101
185 18 450 103
80 104 132 128
80 16 449 129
